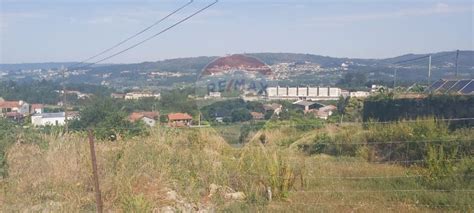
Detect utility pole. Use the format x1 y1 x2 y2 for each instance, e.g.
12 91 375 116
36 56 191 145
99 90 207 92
428 55 432 85
62 66 69 133
393 68 398 89
198 112 201 127
88 130 103 213
455 50 459 78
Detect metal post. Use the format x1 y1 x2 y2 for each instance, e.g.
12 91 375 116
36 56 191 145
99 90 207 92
455 50 459 78
88 130 103 213
428 55 432 85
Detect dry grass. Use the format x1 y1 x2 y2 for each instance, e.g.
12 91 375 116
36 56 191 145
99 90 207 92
1 126 472 212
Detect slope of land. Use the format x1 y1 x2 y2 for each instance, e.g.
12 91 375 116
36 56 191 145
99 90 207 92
1 119 472 212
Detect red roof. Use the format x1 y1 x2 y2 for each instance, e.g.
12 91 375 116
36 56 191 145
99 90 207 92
0 101 20 108
319 105 337 112
31 104 44 109
129 112 159 122
129 112 145 122
168 113 192 121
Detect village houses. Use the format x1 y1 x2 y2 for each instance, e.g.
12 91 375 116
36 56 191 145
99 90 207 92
168 113 193 127
129 111 160 127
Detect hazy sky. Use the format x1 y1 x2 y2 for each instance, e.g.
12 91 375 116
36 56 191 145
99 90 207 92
1 0 473 63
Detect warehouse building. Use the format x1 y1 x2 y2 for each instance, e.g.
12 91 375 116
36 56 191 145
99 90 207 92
267 86 342 100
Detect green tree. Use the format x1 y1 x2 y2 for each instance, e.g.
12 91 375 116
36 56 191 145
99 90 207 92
231 108 252 122
70 98 146 140
337 96 350 123
337 72 368 89
344 98 364 122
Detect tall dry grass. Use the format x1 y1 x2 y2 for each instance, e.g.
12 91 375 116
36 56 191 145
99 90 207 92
1 123 472 212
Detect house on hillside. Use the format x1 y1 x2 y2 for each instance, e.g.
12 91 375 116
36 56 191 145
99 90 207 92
125 92 161 100
205 92 222 99
292 100 323 113
31 111 79 126
31 112 66 126
168 113 193 127
350 91 371 98
250 112 265 120
61 90 92 100
111 93 126 99
0 100 30 116
129 111 159 127
263 103 282 115
31 104 44 114
314 105 337 120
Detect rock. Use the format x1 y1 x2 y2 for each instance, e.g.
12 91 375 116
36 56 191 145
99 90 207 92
224 192 246 200
166 190 179 201
209 184 221 196
160 206 176 213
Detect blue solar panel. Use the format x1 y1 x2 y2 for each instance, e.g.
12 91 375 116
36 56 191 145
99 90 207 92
447 80 472 93
460 81 474 94
436 80 458 93
426 80 445 93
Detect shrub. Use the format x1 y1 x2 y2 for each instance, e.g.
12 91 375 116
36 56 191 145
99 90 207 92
237 142 305 202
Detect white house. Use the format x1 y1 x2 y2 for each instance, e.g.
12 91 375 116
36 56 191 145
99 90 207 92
31 112 66 126
350 91 371 98
129 112 159 127
207 92 222 98
125 92 161 100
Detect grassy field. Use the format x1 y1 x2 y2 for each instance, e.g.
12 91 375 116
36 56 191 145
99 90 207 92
0 120 473 212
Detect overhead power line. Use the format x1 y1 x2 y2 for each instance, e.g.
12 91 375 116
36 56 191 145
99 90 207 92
394 52 455 65
73 0 219 70
394 55 430 65
68 0 195 69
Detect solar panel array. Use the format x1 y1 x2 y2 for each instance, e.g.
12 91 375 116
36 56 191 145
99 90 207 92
426 79 474 95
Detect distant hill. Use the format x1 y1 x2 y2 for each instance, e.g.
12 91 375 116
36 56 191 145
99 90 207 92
1 51 472 88
2 50 472 72
0 62 78 71
380 50 474 67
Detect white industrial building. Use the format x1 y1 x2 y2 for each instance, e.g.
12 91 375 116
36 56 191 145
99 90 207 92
125 92 161 100
31 112 66 126
267 86 342 100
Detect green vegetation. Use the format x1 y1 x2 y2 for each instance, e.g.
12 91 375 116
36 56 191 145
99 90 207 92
0 80 113 104
0 80 60 104
1 81 473 212
69 98 147 140
0 119 16 178
336 72 368 90
0 119 472 212
0 118 48 178
201 99 260 123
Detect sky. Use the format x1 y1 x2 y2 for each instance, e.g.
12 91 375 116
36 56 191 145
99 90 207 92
0 0 473 64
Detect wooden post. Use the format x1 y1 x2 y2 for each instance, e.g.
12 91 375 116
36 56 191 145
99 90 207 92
88 129 103 213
